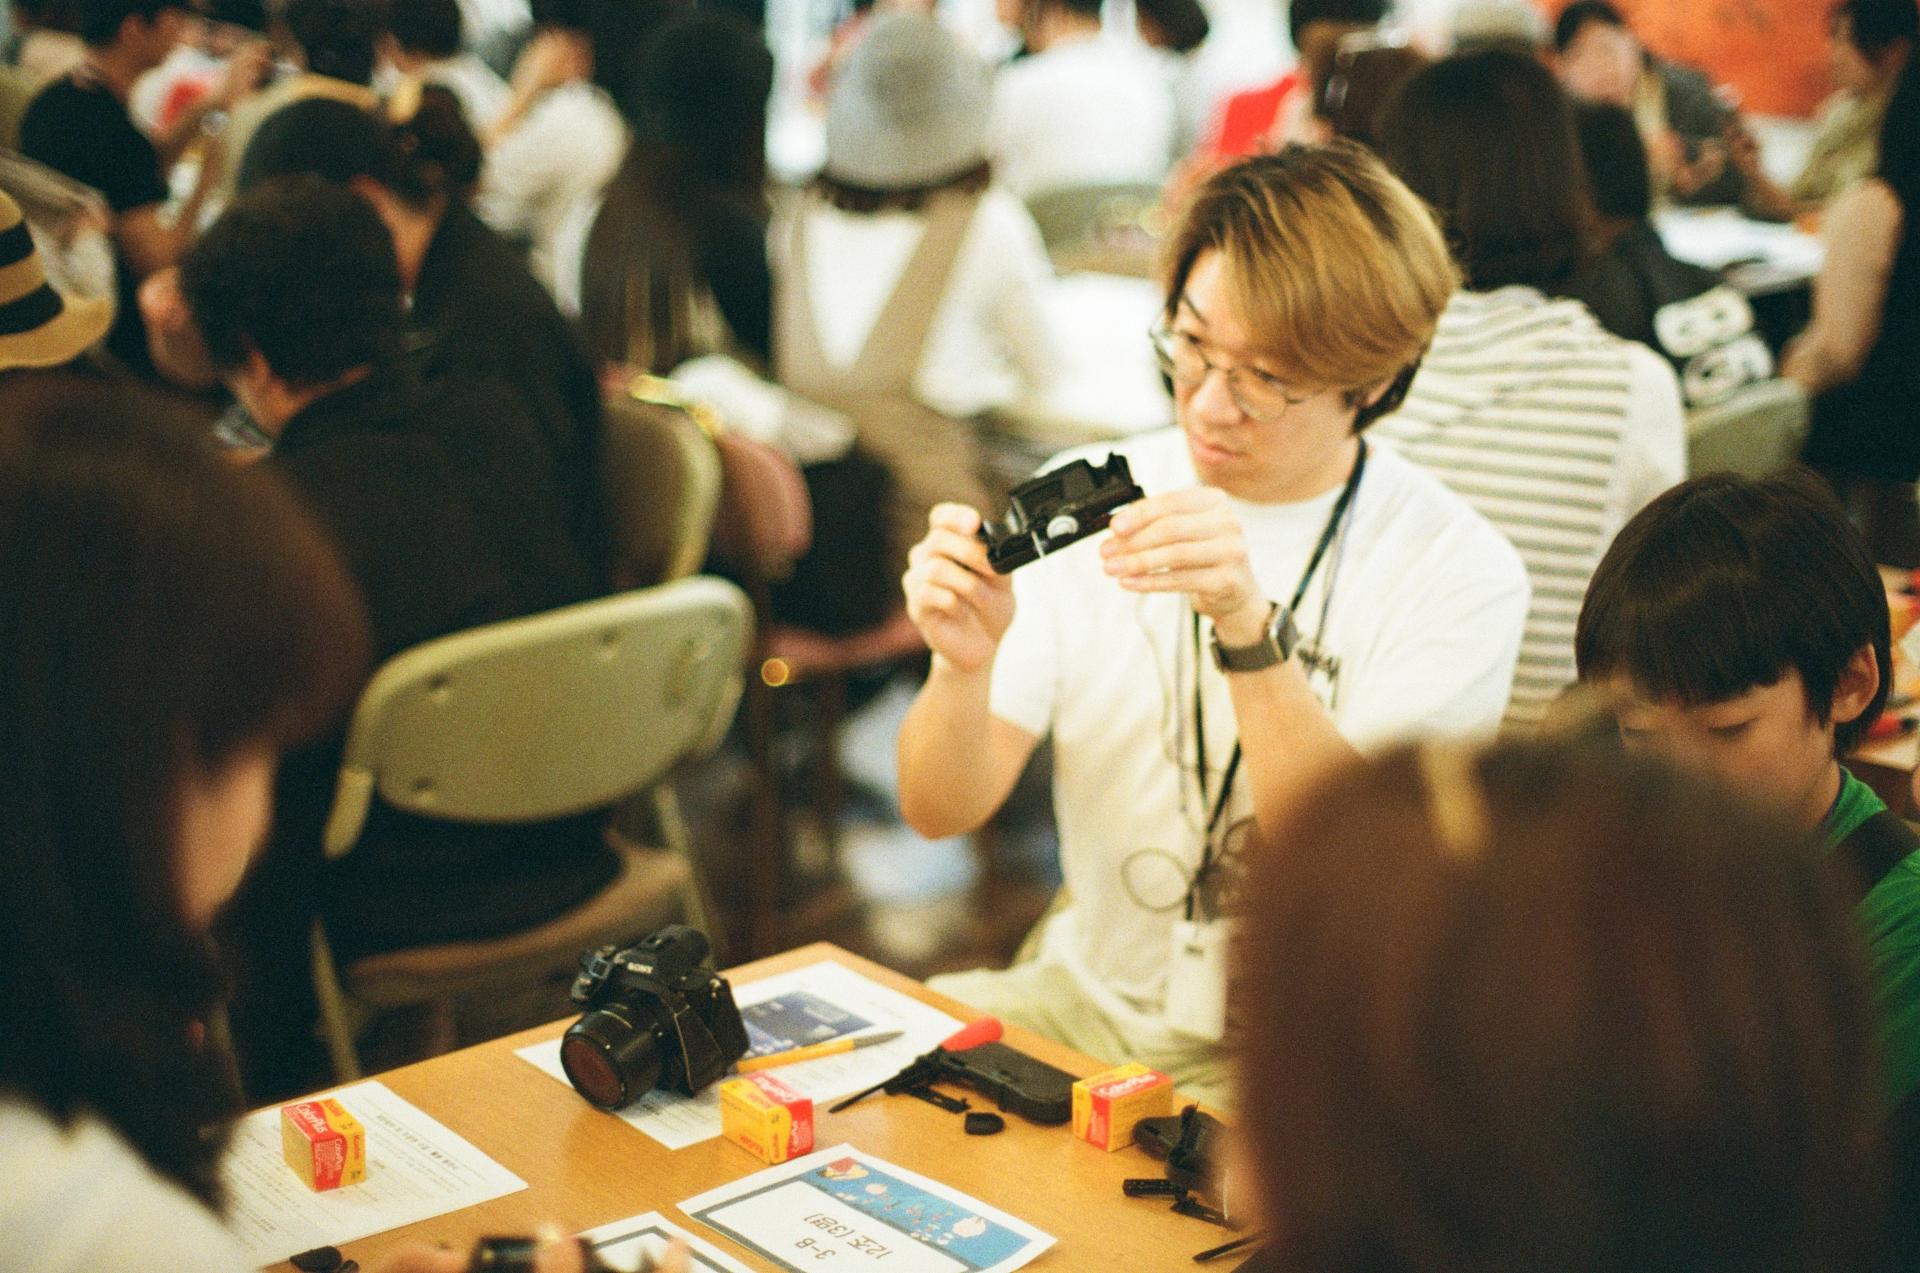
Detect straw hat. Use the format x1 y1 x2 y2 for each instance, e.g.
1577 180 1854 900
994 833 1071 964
0 191 113 371
824 12 990 192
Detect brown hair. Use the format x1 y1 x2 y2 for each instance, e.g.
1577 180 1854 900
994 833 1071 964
1235 736 1883 1272
1160 142 1458 426
0 371 369 1206
1377 49 1600 291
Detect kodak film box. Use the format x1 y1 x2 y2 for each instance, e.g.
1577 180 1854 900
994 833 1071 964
719 1073 814 1165
280 1098 367 1191
1072 1062 1174 1152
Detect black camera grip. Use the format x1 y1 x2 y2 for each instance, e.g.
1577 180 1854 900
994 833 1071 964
936 1041 1075 1124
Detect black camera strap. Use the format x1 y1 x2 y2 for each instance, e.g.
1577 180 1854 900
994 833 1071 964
1186 442 1368 921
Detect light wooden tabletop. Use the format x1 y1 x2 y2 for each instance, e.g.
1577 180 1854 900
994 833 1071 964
264 943 1246 1272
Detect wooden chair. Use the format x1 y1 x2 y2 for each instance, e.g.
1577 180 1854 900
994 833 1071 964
310 578 752 1080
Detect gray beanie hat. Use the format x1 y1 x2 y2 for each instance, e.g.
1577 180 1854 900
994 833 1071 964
825 12 991 192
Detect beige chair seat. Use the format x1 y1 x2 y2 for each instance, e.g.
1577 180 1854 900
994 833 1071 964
342 839 690 1008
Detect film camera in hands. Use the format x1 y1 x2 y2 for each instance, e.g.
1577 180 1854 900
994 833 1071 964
977 454 1144 574
559 925 749 1110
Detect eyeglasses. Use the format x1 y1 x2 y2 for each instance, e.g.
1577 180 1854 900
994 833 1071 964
1149 324 1314 424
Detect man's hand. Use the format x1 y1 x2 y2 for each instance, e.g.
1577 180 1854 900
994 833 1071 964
1101 488 1266 646
903 503 1015 675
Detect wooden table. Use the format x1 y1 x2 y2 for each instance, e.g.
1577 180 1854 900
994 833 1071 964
267 944 1244 1272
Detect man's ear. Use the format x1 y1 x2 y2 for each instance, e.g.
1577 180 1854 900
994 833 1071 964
1831 643 1882 729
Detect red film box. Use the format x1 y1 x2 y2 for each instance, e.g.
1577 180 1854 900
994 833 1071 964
1072 1062 1174 1152
279 1098 367 1191
718 1073 814 1165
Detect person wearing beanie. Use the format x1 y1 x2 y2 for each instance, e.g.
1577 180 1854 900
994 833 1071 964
775 10 1060 586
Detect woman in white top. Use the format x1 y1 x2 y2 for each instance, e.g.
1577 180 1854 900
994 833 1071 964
0 376 634 1273
988 0 1178 199
1372 50 1686 732
775 11 1060 572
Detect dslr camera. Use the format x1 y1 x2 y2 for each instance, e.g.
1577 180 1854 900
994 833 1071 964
977 454 1144 573
559 925 748 1110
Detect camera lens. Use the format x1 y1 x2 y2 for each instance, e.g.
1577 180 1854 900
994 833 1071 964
560 1005 664 1109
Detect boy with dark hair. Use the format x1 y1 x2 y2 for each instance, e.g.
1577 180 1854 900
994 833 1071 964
19 0 265 375
1575 469 1920 1116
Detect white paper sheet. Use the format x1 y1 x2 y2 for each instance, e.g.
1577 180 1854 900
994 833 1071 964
680 1144 1054 1273
1653 207 1826 279
518 961 964 1149
219 1080 527 1265
579 1210 757 1273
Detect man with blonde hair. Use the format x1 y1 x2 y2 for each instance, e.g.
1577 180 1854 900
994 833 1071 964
896 142 1529 1102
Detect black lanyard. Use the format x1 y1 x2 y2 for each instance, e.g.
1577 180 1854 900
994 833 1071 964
1186 441 1368 918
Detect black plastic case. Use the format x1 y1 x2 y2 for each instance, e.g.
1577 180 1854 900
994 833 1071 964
937 1041 1076 1124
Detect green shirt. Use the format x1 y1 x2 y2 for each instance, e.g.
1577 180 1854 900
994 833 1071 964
1828 769 1920 1108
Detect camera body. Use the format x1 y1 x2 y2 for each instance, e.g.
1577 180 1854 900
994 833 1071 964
977 454 1145 574
560 925 748 1110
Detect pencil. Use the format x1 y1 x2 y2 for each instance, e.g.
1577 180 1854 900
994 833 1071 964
736 1030 905 1073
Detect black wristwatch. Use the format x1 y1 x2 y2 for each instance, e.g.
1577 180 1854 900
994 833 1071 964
1211 602 1299 673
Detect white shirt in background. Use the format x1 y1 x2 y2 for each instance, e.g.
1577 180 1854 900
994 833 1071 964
0 1099 251 1273
988 34 1177 199
780 186 1063 418
989 429 1528 1055
417 51 513 132
476 80 626 289
1373 287 1686 730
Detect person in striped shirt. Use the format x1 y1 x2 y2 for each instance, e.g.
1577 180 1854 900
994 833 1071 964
1372 48 1685 732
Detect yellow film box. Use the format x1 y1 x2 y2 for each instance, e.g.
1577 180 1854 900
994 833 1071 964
1072 1062 1174 1152
279 1098 367 1191
719 1073 815 1165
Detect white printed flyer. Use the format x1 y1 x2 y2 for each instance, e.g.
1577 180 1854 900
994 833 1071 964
679 1144 1054 1273
219 1080 526 1265
578 1209 756 1272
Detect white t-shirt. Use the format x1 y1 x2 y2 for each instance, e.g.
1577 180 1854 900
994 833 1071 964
0 1098 250 1273
989 429 1529 1046
988 35 1177 200
780 187 1063 419
476 80 626 289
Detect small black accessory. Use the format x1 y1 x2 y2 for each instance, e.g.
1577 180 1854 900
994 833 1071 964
1125 1105 1237 1231
1209 601 1299 673
964 1111 1006 1135
977 454 1145 573
558 925 749 1109
907 1085 971 1114
936 1041 1076 1123
829 1035 1074 1124
291 1248 346 1273
1193 1233 1262 1263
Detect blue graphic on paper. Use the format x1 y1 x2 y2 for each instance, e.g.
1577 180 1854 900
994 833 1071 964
800 1157 1026 1269
742 992 872 1058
